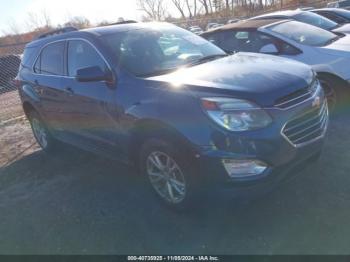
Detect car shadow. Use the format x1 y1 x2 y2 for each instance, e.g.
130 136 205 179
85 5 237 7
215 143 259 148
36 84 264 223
0 113 349 254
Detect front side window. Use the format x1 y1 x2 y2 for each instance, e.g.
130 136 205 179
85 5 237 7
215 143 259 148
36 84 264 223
39 41 65 75
102 24 225 77
316 11 348 23
335 9 350 19
269 21 338 46
67 40 107 77
294 12 338 30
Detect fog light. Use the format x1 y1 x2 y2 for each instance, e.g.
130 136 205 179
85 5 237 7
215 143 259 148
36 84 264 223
222 159 268 178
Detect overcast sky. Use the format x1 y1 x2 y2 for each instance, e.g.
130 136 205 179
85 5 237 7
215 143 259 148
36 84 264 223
0 0 178 36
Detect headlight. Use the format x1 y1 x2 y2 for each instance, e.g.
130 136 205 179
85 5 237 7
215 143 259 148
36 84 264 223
201 97 272 131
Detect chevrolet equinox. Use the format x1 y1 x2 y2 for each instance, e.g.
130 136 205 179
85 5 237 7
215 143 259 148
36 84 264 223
17 22 328 208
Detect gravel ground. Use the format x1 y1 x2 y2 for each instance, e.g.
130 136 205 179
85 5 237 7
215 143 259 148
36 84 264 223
0 110 350 254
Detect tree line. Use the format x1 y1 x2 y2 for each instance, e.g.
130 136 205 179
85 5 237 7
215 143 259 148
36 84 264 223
136 0 300 21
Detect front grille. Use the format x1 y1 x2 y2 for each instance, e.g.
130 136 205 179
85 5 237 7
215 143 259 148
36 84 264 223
282 100 328 147
275 80 319 109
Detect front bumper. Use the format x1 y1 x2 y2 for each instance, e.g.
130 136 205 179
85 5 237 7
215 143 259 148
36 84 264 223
194 85 328 196
196 136 324 198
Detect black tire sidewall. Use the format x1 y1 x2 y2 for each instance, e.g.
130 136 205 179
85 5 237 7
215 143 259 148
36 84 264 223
28 110 55 152
319 76 348 114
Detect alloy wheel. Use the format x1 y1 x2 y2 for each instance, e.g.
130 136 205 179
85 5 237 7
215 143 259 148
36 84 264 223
146 151 186 204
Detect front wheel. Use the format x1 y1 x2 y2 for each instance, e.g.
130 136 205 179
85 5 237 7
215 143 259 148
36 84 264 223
319 76 349 114
140 138 200 209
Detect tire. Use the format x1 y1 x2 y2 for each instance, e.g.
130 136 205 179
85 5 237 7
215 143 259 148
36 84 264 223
27 110 58 153
319 76 349 114
140 138 201 210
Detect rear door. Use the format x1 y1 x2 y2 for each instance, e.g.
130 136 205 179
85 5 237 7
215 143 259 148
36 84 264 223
32 41 68 130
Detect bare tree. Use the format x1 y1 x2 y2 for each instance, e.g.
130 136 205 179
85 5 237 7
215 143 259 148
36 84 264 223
64 16 91 29
25 9 51 31
185 0 193 18
4 19 21 36
137 0 167 21
198 0 210 14
172 0 186 18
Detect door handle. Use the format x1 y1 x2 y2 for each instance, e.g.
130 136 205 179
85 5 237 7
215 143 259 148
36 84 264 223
65 87 75 95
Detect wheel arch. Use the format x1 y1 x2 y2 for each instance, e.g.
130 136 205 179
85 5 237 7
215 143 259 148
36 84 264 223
128 118 197 166
316 71 350 89
22 101 37 118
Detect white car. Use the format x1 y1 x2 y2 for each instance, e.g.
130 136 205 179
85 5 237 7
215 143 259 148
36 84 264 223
201 19 350 108
251 10 350 34
189 26 204 35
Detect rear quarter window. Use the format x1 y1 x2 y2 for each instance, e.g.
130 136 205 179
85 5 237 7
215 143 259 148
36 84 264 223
21 47 37 69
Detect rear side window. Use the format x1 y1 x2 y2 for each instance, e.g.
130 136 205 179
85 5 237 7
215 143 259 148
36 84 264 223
35 42 65 75
67 40 107 77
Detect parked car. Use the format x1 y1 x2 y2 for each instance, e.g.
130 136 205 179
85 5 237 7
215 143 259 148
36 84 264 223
201 19 350 109
206 22 221 30
0 54 21 93
18 22 327 208
312 8 350 23
296 7 315 11
327 0 350 9
188 26 203 35
227 19 240 24
251 10 350 34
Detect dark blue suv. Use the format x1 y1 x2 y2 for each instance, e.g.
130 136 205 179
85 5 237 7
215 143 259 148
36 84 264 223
18 22 328 208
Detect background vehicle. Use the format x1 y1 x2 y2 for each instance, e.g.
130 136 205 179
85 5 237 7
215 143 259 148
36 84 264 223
18 22 326 209
227 19 240 24
188 26 203 35
312 8 350 23
327 0 350 9
251 10 350 34
201 19 350 109
206 22 223 30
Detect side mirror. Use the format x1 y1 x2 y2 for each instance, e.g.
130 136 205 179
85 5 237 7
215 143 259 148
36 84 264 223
259 44 279 54
75 66 113 83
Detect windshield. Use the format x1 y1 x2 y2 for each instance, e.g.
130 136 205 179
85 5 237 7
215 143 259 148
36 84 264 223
295 12 339 30
269 20 338 46
336 9 350 19
101 24 225 77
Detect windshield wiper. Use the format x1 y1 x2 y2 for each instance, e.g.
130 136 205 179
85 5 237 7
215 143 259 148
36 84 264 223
137 68 179 77
186 54 228 66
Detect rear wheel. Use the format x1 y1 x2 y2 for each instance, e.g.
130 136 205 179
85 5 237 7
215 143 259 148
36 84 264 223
140 138 200 209
28 110 57 153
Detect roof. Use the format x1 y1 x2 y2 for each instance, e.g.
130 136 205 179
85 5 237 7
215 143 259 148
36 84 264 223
312 7 348 12
201 18 286 34
252 10 301 19
26 22 175 48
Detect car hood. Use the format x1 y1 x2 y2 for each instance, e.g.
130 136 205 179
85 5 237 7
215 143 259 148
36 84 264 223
333 23 350 34
146 52 313 107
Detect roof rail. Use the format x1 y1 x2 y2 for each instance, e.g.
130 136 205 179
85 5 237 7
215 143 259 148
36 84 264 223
107 20 138 26
36 26 78 40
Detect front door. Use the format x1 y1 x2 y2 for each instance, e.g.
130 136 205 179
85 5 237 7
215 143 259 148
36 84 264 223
61 39 122 157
